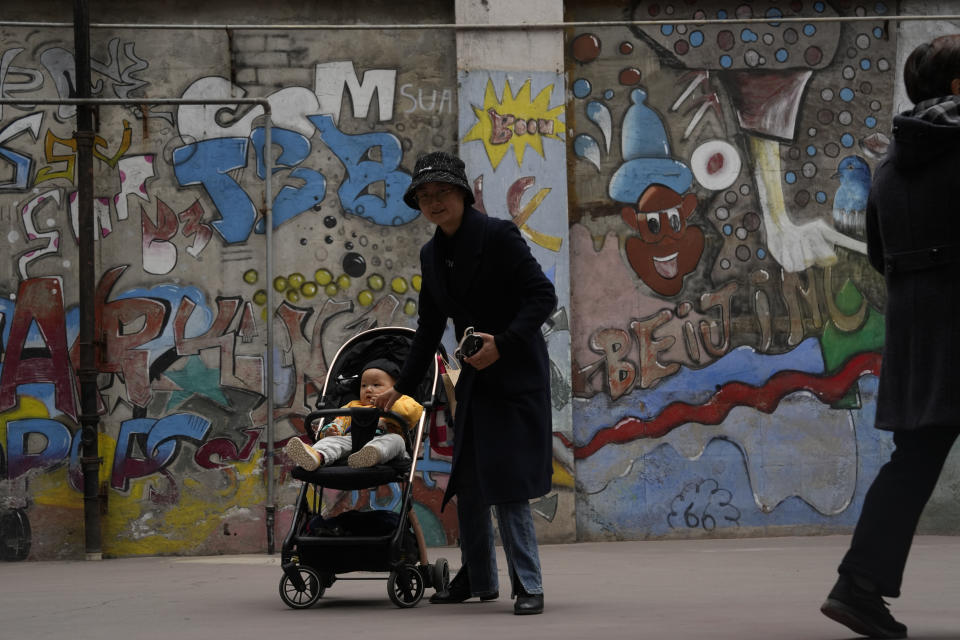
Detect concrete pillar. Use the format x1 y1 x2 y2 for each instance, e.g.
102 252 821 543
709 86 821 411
455 0 564 73
454 0 576 543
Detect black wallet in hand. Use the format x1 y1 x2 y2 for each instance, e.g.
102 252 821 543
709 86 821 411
455 326 484 361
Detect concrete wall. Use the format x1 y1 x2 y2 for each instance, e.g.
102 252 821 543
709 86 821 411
0 0 472 559
0 0 958 560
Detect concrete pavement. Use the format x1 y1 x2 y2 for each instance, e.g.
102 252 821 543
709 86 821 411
1 535 958 640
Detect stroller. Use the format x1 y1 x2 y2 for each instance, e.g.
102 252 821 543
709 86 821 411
279 326 452 609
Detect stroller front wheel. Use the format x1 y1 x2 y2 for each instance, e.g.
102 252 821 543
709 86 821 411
430 557 450 592
387 565 425 608
279 565 325 609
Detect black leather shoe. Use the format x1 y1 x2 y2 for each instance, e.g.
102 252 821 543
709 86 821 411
429 568 499 604
430 568 470 603
514 592 544 615
820 575 906 639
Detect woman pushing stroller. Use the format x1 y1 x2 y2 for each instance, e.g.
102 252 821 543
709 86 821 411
376 151 556 616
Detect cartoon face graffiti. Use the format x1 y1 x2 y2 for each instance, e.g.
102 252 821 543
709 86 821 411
621 184 704 296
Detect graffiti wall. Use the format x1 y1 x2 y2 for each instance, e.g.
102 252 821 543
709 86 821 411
3 0 958 560
565 0 913 539
0 6 581 558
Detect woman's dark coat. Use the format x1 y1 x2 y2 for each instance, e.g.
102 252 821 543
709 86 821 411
866 109 960 431
395 206 557 506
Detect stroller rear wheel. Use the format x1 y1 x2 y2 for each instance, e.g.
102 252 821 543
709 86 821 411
279 565 326 609
387 565 425 608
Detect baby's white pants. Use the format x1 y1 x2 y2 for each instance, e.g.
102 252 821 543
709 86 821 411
312 433 407 465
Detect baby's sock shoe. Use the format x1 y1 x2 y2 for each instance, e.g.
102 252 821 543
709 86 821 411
284 437 323 471
347 445 381 468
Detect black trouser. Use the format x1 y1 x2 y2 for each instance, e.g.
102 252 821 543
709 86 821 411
839 425 960 597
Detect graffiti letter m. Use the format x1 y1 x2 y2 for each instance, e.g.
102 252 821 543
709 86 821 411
314 61 396 124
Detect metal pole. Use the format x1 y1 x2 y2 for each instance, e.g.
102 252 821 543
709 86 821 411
72 0 102 562
0 98 269 107
0 14 956 30
264 116 276 555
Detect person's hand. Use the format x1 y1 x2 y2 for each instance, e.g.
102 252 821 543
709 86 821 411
317 424 336 439
375 386 402 411
463 332 500 370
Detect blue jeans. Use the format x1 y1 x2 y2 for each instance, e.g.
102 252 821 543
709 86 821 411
454 440 544 597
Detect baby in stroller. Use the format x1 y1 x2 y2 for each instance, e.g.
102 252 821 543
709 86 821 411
284 358 423 470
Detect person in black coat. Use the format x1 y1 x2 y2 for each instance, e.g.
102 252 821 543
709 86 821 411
376 151 556 615
820 35 960 639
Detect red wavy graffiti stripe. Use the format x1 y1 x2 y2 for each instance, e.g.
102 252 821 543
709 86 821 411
567 352 882 460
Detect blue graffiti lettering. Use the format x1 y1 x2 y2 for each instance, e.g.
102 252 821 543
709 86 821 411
173 119 419 241
310 114 418 226
111 413 211 491
250 126 327 231
368 483 402 511
5 418 73 479
416 437 451 489
0 113 42 191
173 137 256 244
0 145 33 191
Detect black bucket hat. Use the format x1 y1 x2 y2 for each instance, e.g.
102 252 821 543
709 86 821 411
403 151 475 209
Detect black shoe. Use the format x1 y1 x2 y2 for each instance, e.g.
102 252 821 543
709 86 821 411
514 592 544 615
430 568 470 603
429 568 498 604
820 575 907 639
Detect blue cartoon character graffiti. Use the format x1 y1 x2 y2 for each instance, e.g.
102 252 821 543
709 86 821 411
609 88 704 297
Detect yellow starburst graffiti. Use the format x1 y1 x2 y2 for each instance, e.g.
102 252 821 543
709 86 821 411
463 78 566 170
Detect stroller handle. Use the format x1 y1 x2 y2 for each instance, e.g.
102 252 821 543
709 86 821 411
305 406 410 426
303 407 413 443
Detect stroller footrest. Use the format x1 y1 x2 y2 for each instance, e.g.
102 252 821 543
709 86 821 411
291 461 409 489
295 534 393 546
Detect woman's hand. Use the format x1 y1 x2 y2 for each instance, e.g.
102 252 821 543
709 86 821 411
375 386 402 411
463 332 500 370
